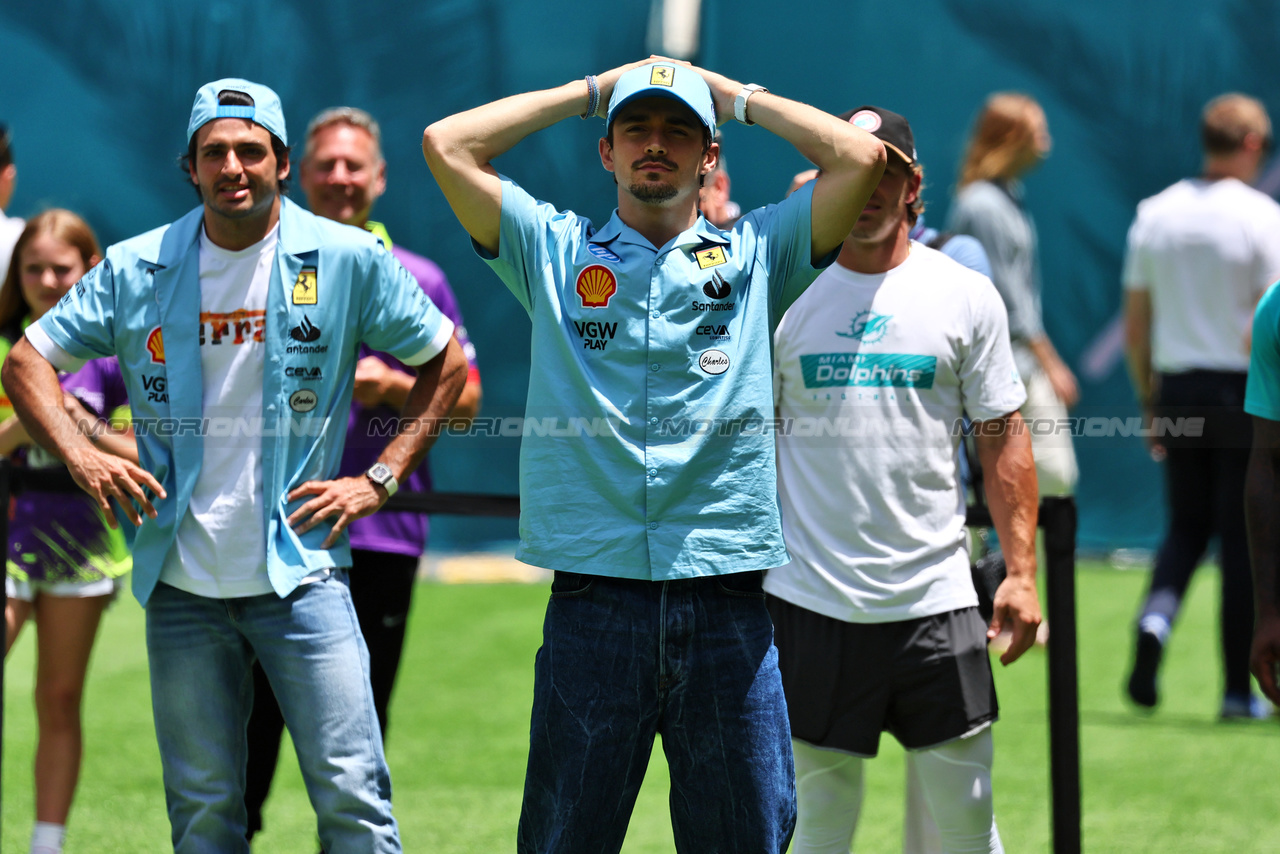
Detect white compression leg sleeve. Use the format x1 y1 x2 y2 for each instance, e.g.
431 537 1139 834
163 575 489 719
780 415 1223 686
905 728 1004 854
791 740 865 854
904 753 943 853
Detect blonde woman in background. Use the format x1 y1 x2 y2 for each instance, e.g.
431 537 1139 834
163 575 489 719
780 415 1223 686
948 93 1079 499
2 210 136 854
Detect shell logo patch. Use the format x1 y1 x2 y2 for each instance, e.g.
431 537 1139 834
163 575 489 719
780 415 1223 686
146 326 165 364
695 247 727 269
575 264 618 309
650 65 675 87
292 267 317 305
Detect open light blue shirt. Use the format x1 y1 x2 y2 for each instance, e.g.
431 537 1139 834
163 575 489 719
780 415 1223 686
478 177 829 579
29 197 453 605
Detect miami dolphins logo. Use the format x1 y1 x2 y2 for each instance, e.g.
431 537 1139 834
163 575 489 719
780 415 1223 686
836 311 891 343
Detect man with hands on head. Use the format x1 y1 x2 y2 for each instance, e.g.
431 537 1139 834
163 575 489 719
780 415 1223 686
424 57 884 853
2 78 466 854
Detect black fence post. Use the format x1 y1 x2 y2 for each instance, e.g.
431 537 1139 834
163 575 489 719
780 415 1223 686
1040 495 1081 854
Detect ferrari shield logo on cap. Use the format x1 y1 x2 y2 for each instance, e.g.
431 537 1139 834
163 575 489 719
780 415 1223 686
146 326 165 364
650 65 675 87
576 265 618 308
695 247 727 269
292 267 317 305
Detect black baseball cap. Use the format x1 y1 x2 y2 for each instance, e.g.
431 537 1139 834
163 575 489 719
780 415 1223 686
840 106 916 165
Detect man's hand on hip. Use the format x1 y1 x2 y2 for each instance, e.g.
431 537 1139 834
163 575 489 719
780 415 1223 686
287 476 387 549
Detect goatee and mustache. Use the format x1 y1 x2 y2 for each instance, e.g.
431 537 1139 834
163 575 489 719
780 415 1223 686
629 156 679 203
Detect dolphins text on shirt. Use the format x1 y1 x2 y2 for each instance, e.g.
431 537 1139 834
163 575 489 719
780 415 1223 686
800 352 937 389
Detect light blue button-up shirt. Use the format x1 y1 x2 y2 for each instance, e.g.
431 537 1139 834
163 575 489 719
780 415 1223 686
479 176 830 579
30 198 453 604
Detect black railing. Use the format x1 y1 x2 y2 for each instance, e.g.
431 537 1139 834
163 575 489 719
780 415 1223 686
969 496 1081 854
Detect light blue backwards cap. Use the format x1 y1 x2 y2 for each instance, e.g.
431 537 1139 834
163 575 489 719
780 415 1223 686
606 63 716 135
187 78 288 145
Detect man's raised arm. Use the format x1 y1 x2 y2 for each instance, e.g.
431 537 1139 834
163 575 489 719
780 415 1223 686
685 67 886 260
422 60 653 255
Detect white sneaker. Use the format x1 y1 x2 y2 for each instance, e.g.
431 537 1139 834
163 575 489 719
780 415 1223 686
1220 693 1271 720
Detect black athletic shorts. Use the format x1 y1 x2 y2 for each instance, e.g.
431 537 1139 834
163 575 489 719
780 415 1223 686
768 596 998 756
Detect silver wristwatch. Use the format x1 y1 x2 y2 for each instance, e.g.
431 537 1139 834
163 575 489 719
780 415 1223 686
734 84 769 125
365 462 399 497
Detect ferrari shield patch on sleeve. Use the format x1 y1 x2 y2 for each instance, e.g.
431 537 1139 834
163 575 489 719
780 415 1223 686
694 247 727 269
292 267 318 305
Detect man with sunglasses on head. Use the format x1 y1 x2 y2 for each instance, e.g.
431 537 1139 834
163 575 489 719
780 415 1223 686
3 79 467 853
769 106 1039 854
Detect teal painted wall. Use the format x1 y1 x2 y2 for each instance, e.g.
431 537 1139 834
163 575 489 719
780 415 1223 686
3 0 1275 550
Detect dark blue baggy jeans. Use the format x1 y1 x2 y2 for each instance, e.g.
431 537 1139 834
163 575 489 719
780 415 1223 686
517 570 796 854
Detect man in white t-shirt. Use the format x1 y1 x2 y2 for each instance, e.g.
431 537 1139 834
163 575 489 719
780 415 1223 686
1122 93 1280 720
768 106 1041 854
3 79 467 853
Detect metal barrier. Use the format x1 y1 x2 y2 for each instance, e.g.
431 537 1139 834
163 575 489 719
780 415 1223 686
1 464 1078 852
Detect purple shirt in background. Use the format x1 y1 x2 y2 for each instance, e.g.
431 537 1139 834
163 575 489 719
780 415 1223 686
9 356 131 583
338 244 478 556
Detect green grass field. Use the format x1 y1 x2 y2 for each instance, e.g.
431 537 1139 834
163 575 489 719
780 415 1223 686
4 560 1279 852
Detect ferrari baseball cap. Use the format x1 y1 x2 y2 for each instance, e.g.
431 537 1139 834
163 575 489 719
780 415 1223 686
187 78 288 145
841 106 915 164
607 63 716 135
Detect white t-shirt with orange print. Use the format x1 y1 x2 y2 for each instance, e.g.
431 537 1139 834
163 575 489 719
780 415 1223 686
158 224 275 598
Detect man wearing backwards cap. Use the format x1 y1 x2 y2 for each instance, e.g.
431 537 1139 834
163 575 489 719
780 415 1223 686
424 59 884 851
3 78 467 852
768 106 1038 854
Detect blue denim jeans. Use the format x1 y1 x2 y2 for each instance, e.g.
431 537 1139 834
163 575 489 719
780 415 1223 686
145 572 399 853
517 570 796 854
